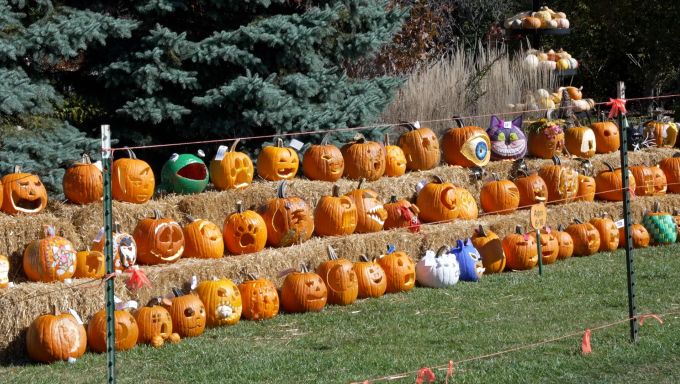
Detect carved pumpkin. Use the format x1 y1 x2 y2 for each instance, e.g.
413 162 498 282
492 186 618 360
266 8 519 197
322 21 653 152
383 195 420 231
538 156 578 203
527 119 565 159
590 117 620 154
73 249 105 279
161 152 208 194
196 278 242 327
133 210 185 265
210 139 254 190
451 238 484 281
529 229 559 265
642 202 677 245
344 179 387 233
487 115 527 160
260 181 314 246
0 165 48 215
341 133 386 181
502 225 538 270
314 185 358 236
26 306 87 363
554 225 574 259
471 225 506 274
650 165 667 195
112 148 155 204
281 264 327 313
91 223 137 272
441 117 490 168
629 166 655 196
377 248 416 293
480 174 520 214
166 288 206 338
619 224 650 249
181 217 223 259
135 301 179 347
415 246 460 288
595 162 636 201
224 201 267 255
513 170 548 208
257 138 299 181
398 122 441 171
302 134 344 181
564 126 596 158
384 134 407 177
63 154 103 204
644 120 678 148
238 275 279 320
455 187 479 220
566 219 601 256
0 255 8 288
88 308 138 352
353 255 387 298
659 154 680 193
316 245 358 306
575 159 596 202
416 175 458 223
589 215 619 252
23 226 76 282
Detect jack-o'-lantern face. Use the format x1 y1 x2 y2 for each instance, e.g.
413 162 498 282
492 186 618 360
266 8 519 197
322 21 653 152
502 228 538 271
136 305 173 345
650 165 667 195
260 182 314 247
530 230 559 265
196 278 242 327
398 124 441 171
555 226 574 259
442 120 491 167
257 139 299 181
183 219 224 259
378 250 416 293
416 176 459 223
353 256 387 298
280 267 328 313
566 221 601 256
345 183 387 233
112 150 155 204
133 211 185 265
558 168 578 199
302 136 344 182
385 145 407 177
341 134 386 181
167 292 206 338
487 116 527 160
314 186 358 236
210 139 254 190
0 168 48 215
0 255 9 288
245 282 279 320
316 246 358 306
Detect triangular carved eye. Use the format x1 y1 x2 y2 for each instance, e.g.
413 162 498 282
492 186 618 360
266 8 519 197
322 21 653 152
362 192 375 199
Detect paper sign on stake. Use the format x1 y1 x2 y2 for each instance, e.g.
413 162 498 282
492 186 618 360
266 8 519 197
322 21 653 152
214 145 228 161
615 219 625 228
68 309 84 325
289 139 304 151
530 203 547 230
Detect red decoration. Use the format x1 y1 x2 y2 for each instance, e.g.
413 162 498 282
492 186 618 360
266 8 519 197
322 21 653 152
125 266 151 290
581 328 592 355
606 98 626 118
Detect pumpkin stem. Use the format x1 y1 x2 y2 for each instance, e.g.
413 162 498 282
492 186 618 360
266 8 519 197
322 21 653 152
359 255 369 262
81 153 92 164
276 180 288 199
477 225 487 237
13 165 21 173
389 195 398 203
327 245 338 260
432 175 444 184
299 264 309 273
557 224 565 231
602 161 615 172
515 169 529 178
491 173 500 181
320 133 332 146
245 272 258 281
435 245 449 258
551 155 561 166
357 178 365 190
673 209 680 216
398 120 418 132
185 215 196 223
171 287 184 297
230 138 241 152
352 133 366 143
514 225 523 234
275 138 284 148
114 222 122 233
51 304 60 316
574 218 583 224
152 209 162 220
451 115 464 128
654 201 661 212
235 201 244 213
332 185 341 197
124 147 137 160
673 152 680 158
148 297 163 307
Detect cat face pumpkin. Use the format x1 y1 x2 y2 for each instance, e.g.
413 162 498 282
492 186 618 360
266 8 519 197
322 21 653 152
487 116 527 160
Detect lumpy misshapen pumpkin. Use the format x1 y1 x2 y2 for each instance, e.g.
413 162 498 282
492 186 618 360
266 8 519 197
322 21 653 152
502 225 537 270
441 117 490 168
257 138 299 181
238 275 279 321
415 246 460 288
26 306 87 363
397 121 441 171
112 149 155 204
377 246 416 293
23 226 76 282
565 219 601 256
1 165 48 215
314 185 357 237
196 278 242 327
316 245 358 306
133 210 185 265
63 154 103 205
302 134 344 182
471 225 506 274
280 264 327 313
224 201 267 255
341 133 386 181
210 139 254 190
260 181 314 247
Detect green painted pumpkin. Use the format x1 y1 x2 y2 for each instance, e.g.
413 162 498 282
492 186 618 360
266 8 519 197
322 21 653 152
160 152 209 194
642 202 677 245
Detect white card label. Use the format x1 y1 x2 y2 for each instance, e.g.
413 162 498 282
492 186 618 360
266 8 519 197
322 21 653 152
94 227 104 242
214 145 228 161
615 219 625 229
504 121 512 129
94 160 103 172
69 309 84 325
413 121 421 129
190 275 198 291
289 139 304 151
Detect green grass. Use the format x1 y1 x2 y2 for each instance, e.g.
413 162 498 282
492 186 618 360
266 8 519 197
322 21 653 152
2 245 680 384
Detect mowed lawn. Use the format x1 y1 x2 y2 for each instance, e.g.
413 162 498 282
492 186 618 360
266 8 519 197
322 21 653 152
2 244 680 383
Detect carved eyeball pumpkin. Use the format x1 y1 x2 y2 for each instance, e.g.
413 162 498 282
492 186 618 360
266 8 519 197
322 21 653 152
384 134 407 177
166 289 206 338
316 245 358 306
133 210 185 265
471 225 506 274
502 225 538 270
73 249 105 279
415 246 460 288
26 307 87 363
344 180 387 233
650 165 667 195
91 223 137 271
566 219 601 256
281 265 327 313
238 275 279 320
135 302 177 347
112 149 155 204
259 181 314 247
514 171 548 207
160 152 209 194
210 139 254 190
1 165 48 215
416 176 458 223
196 278 242 327
619 223 650 249
314 185 357 236
88 308 139 352
398 122 441 171
224 201 267 254
183 217 224 259
564 126 596 158
455 187 479 220
23 226 76 282
590 118 620 154
538 156 578 203
480 175 520 214
589 215 619 252
383 195 420 231
0 255 9 288
302 134 344 182
554 225 574 259
377 248 416 293
341 134 386 181
642 203 677 245
527 120 565 159
660 154 680 193
257 138 299 181
529 229 559 265
353 255 387 298
63 154 103 205
629 166 655 196
441 118 490 167
595 162 636 201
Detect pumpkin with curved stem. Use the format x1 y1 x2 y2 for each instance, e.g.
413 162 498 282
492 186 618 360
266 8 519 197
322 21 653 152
575 159 596 202
527 119 565 159
316 245 358 306
397 122 440 171
564 126 596 158
383 195 420 231
91 223 137 271
0 255 9 288
538 156 578 203
513 170 548 208
183 217 224 259
302 134 344 181
377 247 416 293
415 246 460 288
455 187 478 220
314 185 358 236
480 174 520 214
353 255 387 298
595 162 637 201
238 274 279 320
73 249 105 279
650 165 667 195
618 224 650 249
590 115 620 154
644 120 678 147
26 306 87 363
281 264 327 313
344 179 387 233
63 154 102 204
196 278 242 327
260 181 314 247
1 165 48 215
23 226 76 282
471 225 506 274
165 288 206 338
416 176 459 223
642 202 677 245
659 154 680 193
629 166 655 196
441 117 490 167
554 224 574 259
383 134 407 177
257 138 299 181
502 225 538 270
589 214 619 251
133 210 185 264
135 300 179 347
529 229 559 265
88 307 139 352
566 219 601 256
224 201 267 254
112 148 155 204
341 133 386 181
210 139 254 190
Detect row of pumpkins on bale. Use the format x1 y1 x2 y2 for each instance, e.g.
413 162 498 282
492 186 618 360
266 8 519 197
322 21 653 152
24 201 680 364
3 107 676 211
504 6 571 30
6 148 680 286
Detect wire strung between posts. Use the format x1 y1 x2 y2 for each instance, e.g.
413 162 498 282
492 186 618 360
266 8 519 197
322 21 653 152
108 93 680 152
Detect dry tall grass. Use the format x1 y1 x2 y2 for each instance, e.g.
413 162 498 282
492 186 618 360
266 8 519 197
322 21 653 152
382 44 557 132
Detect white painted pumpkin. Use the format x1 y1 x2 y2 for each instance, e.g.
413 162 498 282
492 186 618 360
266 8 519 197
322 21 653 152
556 18 570 28
524 54 539 69
415 246 460 288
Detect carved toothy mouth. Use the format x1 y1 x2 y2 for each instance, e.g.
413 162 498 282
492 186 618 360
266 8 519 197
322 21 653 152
177 162 208 181
10 192 43 212
152 246 184 261
366 205 386 226
491 140 526 158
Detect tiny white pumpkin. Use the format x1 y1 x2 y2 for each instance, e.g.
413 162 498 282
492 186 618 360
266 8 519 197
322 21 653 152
415 246 460 288
524 54 539 69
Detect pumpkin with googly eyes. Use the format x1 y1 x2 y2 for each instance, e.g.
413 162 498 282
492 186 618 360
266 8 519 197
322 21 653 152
415 246 460 288
442 118 491 168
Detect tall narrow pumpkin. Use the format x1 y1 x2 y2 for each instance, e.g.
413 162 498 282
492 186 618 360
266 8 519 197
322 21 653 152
316 245 358 306
314 185 358 236
63 154 103 204
302 134 344 182
529 229 559 265
554 225 574 259
223 201 267 254
575 159 596 202
259 181 314 247
209 139 254 190
384 134 407 177
397 122 440 171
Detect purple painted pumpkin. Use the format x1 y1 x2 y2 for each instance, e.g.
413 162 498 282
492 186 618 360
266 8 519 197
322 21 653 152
451 238 484 282
487 115 527 160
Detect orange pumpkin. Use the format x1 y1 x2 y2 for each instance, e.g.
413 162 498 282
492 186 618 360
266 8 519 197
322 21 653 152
416 176 458 223
590 116 620 153
595 162 636 201
23 226 76 282
480 174 520 214
353 255 387 298
377 248 416 293
455 187 479 220
513 170 548 208
575 159 596 202
73 249 105 279
471 225 506 274
133 210 185 265
223 201 267 255
383 195 420 231
527 120 565 159
441 118 490 168
316 245 358 306
344 179 387 233
564 126 597 158
196 278 242 327
618 224 650 249
538 155 578 204
280 264 327 313
259 181 314 247
302 134 344 182
112 148 155 204
649 165 667 195
210 139 254 190
314 185 358 236
257 138 299 181
135 301 179 347
165 288 206 338
238 274 280 320
659 154 680 193
502 225 538 271
529 229 559 265
183 217 224 259
589 215 619 252
341 134 386 181
554 225 574 259
0 165 48 215
629 166 655 196
566 219 601 256
522 16 542 29
384 133 407 177
63 154 103 205
26 306 87 363
397 122 440 171
88 308 139 352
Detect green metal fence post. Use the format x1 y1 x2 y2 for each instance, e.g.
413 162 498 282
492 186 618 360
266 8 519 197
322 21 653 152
101 124 116 382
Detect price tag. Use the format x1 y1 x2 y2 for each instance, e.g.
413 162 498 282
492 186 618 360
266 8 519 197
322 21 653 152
214 145 228 161
530 203 547 230
190 275 198 291
413 121 421 129
68 309 84 325
289 139 304 151
93 160 103 172
615 219 625 229
504 121 512 129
